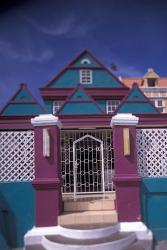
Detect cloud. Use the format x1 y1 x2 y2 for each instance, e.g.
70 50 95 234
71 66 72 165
23 14 76 36
0 41 54 62
23 14 97 38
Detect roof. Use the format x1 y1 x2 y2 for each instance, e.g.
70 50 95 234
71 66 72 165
116 83 159 114
123 77 167 88
43 49 128 89
0 83 46 116
58 84 104 115
143 68 159 79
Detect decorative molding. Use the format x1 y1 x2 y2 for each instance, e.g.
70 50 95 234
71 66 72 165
32 178 62 190
43 128 50 158
111 113 139 127
31 114 62 128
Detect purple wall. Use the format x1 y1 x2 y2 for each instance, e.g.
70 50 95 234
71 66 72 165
113 125 141 222
32 124 62 227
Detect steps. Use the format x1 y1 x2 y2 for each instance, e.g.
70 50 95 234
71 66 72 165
63 193 116 212
24 222 153 250
58 193 117 227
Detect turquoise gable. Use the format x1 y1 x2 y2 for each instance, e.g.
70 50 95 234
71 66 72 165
58 85 103 115
49 69 123 88
117 84 159 114
1 83 45 116
70 51 100 67
70 87 90 101
13 88 33 101
45 50 126 89
127 84 148 101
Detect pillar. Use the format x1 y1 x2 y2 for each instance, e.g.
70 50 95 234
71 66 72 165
31 114 62 227
111 113 141 222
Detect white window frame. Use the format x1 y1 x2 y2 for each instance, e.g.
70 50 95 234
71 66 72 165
53 100 64 114
153 99 166 113
80 69 92 84
106 100 120 114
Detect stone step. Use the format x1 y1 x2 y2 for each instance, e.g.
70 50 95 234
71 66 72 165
25 222 153 250
58 210 118 226
45 232 136 245
64 198 115 212
63 192 116 212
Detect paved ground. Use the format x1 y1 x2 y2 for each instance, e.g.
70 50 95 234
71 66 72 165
155 241 167 250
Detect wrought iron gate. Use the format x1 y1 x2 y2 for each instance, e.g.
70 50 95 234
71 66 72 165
73 134 104 195
61 129 114 194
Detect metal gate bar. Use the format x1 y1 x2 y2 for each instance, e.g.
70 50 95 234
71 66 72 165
61 129 114 194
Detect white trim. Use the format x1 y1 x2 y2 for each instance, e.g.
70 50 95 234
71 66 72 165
81 58 91 64
31 114 62 128
53 100 64 114
24 222 152 249
111 114 139 127
80 69 92 84
106 100 120 114
120 222 153 240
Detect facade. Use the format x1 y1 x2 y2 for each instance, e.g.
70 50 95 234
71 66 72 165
0 50 167 249
123 68 167 113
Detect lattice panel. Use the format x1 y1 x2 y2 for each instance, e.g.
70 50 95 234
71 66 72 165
0 130 35 182
61 129 114 193
136 128 167 177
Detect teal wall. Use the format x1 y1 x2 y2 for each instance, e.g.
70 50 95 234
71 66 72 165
60 102 101 115
141 178 167 241
14 89 33 101
49 69 122 88
44 100 54 113
118 102 158 113
97 100 106 112
0 182 35 249
2 103 45 116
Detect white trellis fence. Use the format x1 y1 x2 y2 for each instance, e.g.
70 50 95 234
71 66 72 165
136 128 167 177
0 130 35 182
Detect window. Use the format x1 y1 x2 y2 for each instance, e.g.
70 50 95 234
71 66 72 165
106 100 120 114
80 70 92 84
147 78 156 87
152 99 165 113
81 58 91 65
53 100 64 114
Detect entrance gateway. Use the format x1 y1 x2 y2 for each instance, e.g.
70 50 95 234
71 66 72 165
61 129 114 197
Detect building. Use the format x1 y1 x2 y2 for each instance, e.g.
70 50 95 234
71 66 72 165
123 68 167 113
0 50 167 249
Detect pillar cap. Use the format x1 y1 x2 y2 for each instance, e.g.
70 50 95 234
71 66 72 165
31 114 62 128
111 113 139 127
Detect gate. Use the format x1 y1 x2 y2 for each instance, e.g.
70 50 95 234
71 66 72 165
61 129 114 194
73 135 104 195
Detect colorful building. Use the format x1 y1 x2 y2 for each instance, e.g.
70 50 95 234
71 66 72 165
123 68 167 113
0 50 167 249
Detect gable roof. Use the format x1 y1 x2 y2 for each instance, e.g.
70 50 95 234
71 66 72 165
43 49 128 89
116 83 159 114
123 77 167 88
58 84 104 115
144 68 159 79
0 83 46 116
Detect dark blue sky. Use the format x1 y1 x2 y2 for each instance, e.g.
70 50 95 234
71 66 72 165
0 0 167 108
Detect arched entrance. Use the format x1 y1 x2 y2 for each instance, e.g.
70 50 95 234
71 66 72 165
73 134 104 196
